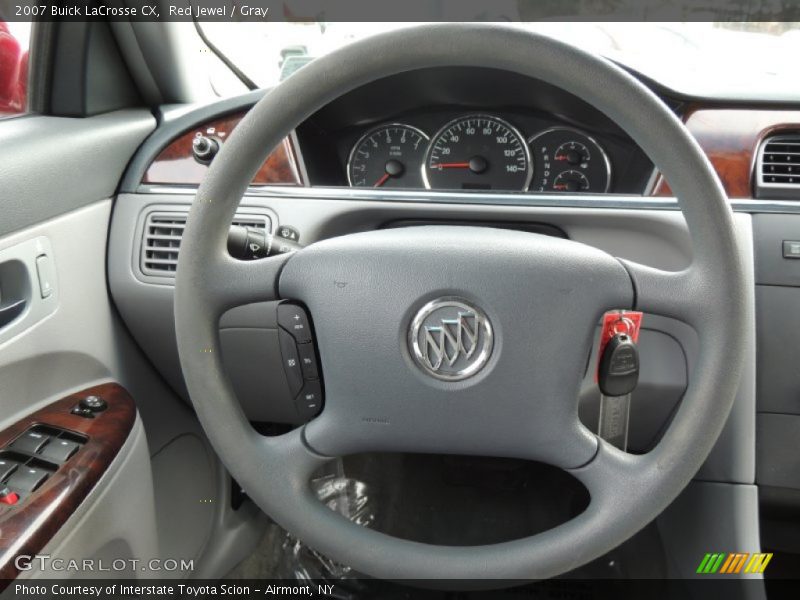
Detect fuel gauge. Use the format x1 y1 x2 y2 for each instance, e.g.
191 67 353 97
528 128 611 193
555 142 591 168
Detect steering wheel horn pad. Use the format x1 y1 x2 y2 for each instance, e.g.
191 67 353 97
280 225 630 467
174 24 747 581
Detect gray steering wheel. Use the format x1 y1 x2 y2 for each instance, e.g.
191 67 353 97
175 24 747 580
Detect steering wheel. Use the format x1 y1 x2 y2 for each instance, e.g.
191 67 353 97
175 24 747 580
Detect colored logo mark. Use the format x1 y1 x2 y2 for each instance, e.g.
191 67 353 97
697 552 773 574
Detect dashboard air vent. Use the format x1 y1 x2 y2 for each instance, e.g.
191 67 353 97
141 211 271 277
756 134 800 199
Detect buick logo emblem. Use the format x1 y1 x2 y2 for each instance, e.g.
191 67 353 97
409 298 493 381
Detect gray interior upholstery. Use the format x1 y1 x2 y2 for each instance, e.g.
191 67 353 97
0 110 154 238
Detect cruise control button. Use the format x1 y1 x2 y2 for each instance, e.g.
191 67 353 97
10 431 50 454
277 303 312 343
39 439 80 463
7 466 49 493
297 343 319 380
279 330 304 397
295 380 323 420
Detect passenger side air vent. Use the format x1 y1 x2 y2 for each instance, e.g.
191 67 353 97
756 134 800 199
140 211 271 277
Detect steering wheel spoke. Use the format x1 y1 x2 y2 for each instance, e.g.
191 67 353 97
204 252 292 314
619 259 707 324
263 426 333 482
569 439 642 508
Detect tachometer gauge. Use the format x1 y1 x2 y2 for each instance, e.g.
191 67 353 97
347 124 429 188
528 128 611 193
423 115 532 191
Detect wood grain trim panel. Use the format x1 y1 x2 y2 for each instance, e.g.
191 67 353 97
0 383 136 583
143 112 303 186
652 106 800 198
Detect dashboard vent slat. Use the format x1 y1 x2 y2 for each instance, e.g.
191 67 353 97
140 211 271 277
756 134 800 199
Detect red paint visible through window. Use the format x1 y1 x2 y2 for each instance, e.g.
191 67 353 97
0 20 29 116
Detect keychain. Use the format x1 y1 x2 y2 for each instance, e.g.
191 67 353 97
596 311 642 450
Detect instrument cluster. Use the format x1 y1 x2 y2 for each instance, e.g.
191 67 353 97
346 114 611 193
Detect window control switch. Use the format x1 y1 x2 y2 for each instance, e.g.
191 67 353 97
0 459 19 482
9 431 50 454
7 466 49 493
39 439 80 463
71 407 95 419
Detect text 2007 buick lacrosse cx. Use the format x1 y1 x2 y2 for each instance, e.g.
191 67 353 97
1 8 800 598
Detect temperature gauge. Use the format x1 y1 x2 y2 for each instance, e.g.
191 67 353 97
553 170 590 192
528 128 611 193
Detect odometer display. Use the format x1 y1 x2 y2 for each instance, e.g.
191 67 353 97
423 115 532 191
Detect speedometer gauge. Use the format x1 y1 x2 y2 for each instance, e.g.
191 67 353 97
528 128 611 193
347 124 429 188
423 115 532 191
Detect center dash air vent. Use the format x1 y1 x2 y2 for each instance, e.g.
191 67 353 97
140 211 271 277
756 134 800 199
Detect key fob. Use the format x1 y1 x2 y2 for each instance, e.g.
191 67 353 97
598 333 640 397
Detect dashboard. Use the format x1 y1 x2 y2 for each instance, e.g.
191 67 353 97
132 66 800 204
345 117 611 193
296 68 655 195
137 68 660 196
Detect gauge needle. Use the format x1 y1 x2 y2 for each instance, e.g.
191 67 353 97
374 160 405 187
374 173 391 187
430 162 471 169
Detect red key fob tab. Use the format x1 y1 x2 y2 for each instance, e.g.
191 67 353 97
595 311 643 382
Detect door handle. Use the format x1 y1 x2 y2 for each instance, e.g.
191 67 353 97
0 237 57 344
0 299 27 329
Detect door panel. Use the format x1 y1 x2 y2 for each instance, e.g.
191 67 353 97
0 109 228 580
0 110 154 238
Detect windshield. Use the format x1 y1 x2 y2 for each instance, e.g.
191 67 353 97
199 21 800 101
